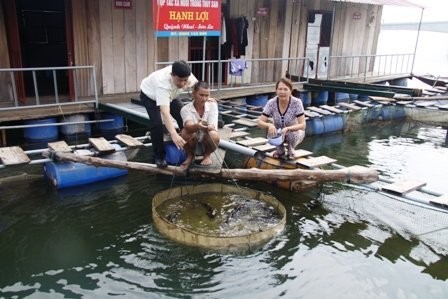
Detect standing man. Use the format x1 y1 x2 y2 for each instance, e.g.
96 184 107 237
140 60 198 168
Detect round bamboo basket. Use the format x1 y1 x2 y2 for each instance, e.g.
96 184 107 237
152 183 286 250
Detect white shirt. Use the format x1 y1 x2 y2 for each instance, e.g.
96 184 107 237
140 65 198 106
181 101 219 142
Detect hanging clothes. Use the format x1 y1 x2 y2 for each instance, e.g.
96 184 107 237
237 16 249 57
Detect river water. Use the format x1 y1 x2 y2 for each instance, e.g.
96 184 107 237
1 118 448 298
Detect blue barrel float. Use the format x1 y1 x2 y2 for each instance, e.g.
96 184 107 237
311 91 328 106
305 117 325 136
333 92 350 104
322 114 345 133
24 117 58 142
246 94 268 107
43 144 128 189
97 113 124 133
380 105 406 120
164 142 186 166
299 91 311 108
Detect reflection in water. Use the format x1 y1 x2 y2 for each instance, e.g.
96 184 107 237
1 120 448 297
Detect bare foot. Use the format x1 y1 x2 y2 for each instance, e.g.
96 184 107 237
180 155 194 170
200 155 213 166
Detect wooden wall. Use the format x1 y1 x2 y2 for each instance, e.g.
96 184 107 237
329 2 383 77
96 0 188 95
0 0 385 99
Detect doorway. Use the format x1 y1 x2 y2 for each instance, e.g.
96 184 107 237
17 0 68 96
304 11 332 79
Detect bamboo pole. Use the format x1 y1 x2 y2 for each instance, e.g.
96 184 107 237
43 151 378 184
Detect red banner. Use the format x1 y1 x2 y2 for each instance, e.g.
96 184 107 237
153 0 221 37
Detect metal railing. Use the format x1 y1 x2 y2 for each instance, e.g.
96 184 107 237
327 53 414 82
156 57 310 90
0 65 98 111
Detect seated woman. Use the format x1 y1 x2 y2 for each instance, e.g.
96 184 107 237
179 81 220 169
257 77 306 160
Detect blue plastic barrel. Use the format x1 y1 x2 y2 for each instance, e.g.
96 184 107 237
349 94 358 101
366 106 382 122
311 91 328 106
165 142 186 165
299 91 311 108
390 78 408 87
246 94 268 107
24 117 58 142
305 117 325 135
323 115 345 133
98 113 124 132
381 105 406 120
358 94 369 101
334 92 350 104
43 147 128 189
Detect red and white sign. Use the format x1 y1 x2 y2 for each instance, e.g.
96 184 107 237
153 0 222 37
115 0 132 9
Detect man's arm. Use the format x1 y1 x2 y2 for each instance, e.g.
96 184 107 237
160 105 186 149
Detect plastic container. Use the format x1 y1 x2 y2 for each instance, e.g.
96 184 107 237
97 113 124 132
358 94 370 101
246 94 268 107
43 145 128 189
322 115 345 133
164 142 186 165
305 117 325 135
334 92 350 104
299 91 311 108
268 129 283 146
349 94 358 101
311 91 328 106
24 117 58 142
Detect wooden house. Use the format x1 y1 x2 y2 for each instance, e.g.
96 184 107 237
0 0 422 104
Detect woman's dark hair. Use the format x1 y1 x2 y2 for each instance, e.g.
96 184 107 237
192 81 209 92
275 77 293 91
172 60 191 78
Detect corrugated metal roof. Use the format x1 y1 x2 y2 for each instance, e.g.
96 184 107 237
331 0 425 8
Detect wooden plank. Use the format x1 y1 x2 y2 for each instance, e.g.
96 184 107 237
353 100 375 108
115 134 144 148
0 146 30 165
89 137 116 154
290 149 313 159
338 102 362 111
188 127 231 174
308 106 334 115
296 156 337 168
232 118 258 127
429 194 448 208
124 3 137 92
48 141 72 152
320 105 345 114
253 143 276 152
415 101 436 108
436 104 448 111
99 0 114 94
237 137 268 147
382 181 427 195
229 131 250 139
304 110 321 118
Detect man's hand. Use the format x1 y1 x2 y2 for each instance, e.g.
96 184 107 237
171 133 186 149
